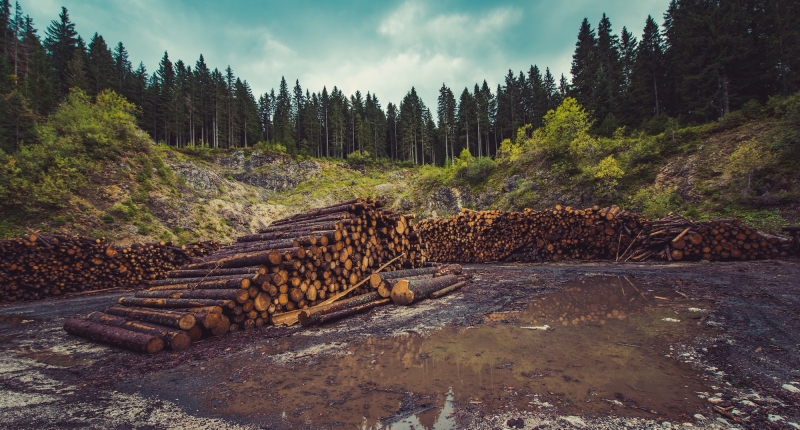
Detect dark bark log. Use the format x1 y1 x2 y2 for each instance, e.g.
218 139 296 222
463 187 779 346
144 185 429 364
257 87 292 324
134 289 249 303
310 298 390 325
86 312 191 351
428 281 467 299
118 297 234 309
298 292 382 326
105 305 197 330
167 266 265 279
64 318 164 354
149 274 252 287
391 275 460 305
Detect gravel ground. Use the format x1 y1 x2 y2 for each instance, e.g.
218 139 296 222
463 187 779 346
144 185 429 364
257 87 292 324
1 259 799 429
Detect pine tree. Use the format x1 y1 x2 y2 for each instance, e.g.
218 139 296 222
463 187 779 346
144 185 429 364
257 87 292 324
481 81 497 156
19 15 56 115
630 16 665 123
113 42 132 96
618 26 637 126
274 76 295 150
457 87 475 156
156 51 175 144
386 102 397 160
43 6 78 96
0 1 10 59
528 65 545 127
542 68 558 111
594 13 622 124
87 33 115 95
64 39 89 92
0 89 37 153
193 55 211 145
436 84 455 162
570 18 598 109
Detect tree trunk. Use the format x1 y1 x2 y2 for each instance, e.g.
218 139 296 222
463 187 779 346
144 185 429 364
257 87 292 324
391 274 460 305
105 305 197 330
86 311 191 351
64 318 164 354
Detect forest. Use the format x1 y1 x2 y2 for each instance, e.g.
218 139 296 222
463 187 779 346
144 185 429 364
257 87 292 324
1 0 800 165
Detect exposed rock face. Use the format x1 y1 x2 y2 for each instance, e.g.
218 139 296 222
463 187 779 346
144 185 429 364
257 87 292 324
216 151 321 191
170 162 228 196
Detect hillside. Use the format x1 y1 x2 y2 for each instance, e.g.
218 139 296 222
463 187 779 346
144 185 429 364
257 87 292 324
1 91 798 244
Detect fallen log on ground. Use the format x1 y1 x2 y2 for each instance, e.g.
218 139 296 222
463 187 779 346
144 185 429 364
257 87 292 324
63 318 164 354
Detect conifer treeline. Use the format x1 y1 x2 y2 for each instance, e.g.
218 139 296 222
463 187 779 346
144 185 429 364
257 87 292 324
1 1 799 164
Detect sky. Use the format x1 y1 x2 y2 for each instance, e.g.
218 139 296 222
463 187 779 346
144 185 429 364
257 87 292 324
24 0 671 106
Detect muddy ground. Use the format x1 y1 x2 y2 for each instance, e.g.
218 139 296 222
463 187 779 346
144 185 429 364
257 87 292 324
1 260 799 429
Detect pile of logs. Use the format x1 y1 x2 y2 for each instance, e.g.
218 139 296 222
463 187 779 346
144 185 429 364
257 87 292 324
63 263 467 354
418 206 796 263
64 199 471 353
0 233 219 304
620 213 795 262
418 205 646 263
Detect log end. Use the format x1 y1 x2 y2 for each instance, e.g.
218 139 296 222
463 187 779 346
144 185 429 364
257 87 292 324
170 332 192 351
178 314 197 331
186 325 202 342
390 280 415 306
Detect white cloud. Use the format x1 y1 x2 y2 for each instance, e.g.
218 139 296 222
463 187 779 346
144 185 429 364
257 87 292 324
378 1 521 54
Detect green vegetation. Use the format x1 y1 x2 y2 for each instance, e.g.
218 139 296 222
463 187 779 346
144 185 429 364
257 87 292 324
0 89 149 215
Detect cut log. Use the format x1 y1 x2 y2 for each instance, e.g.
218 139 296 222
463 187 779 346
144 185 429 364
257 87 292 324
118 297 234 309
391 275 460 305
64 318 164 354
309 298 391 325
428 281 467 299
204 315 231 336
167 266 266 278
85 312 191 351
298 292 382 326
105 305 196 330
146 278 251 291
150 274 252 288
134 289 249 303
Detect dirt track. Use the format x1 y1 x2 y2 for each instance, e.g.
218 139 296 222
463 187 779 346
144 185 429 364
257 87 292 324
1 260 799 429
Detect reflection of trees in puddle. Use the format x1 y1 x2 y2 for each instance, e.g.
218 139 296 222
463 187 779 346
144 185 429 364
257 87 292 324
207 277 706 428
525 276 658 327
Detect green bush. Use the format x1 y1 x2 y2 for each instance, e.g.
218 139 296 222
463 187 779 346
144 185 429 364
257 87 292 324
0 88 150 214
454 156 496 185
628 186 683 219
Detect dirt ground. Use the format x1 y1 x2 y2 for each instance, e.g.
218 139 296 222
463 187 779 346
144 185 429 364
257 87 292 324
1 260 799 429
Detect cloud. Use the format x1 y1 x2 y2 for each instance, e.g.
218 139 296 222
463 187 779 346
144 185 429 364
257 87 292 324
378 1 521 54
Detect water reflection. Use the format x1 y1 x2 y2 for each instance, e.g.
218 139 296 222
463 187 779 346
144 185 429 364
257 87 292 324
203 276 711 429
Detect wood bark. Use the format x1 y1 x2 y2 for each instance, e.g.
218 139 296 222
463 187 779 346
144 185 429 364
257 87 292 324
86 312 191 351
391 275 460 305
64 318 164 354
105 305 197 330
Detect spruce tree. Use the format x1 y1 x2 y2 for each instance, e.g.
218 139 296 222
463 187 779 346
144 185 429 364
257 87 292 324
113 42 132 96
87 33 115 95
570 18 597 110
43 6 78 96
630 16 665 123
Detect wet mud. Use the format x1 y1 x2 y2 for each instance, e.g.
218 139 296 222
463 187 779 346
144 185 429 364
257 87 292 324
199 277 715 428
1 260 799 429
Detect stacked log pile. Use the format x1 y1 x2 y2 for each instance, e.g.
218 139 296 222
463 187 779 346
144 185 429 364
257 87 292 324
620 213 794 262
418 205 645 263
418 206 795 263
0 233 219 304
64 198 467 353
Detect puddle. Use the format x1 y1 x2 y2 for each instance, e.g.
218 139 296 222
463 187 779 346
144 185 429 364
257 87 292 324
201 276 714 428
